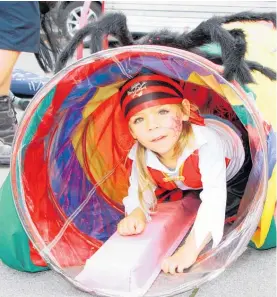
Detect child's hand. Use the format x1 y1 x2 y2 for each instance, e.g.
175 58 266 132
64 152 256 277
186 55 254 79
117 207 147 236
161 230 211 274
161 244 198 274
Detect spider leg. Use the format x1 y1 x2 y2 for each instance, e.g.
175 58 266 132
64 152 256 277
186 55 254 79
191 48 276 81
246 61 276 80
188 18 253 83
55 12 134 73
222 11 276 26
89 12 134 53
222 28 253 83
173 12 275 83
54 24 91 73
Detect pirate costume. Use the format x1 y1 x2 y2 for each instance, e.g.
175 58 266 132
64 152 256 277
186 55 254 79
120 73 251 247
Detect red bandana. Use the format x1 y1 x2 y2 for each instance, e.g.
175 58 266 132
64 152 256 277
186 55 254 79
119 74 205 125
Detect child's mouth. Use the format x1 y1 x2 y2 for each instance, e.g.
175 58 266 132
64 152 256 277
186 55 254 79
151 136 166 142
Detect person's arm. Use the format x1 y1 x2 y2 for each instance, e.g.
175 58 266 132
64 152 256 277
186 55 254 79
122 161 140 215
118 161 149 235
122 161 151 221
161 129 228 273
193 128 227 249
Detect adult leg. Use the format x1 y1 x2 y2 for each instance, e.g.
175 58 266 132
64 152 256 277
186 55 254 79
0 49 20 165
0 49 20 94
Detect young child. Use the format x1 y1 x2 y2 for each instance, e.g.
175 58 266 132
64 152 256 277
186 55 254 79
117 72 249 275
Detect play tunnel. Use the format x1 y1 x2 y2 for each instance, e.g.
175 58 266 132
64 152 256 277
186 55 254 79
0 38 276 296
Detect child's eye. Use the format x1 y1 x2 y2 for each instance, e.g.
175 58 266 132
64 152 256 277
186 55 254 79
158 109 169 115
133 117 144 124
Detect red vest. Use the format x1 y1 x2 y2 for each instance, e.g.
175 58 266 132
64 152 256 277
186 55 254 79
148 149 230 190
127 150 230 203
128 149 230 190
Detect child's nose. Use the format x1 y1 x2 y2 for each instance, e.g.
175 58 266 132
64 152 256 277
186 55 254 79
147 115 159 130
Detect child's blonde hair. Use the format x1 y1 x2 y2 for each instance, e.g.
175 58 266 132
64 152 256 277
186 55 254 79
135 104 195 213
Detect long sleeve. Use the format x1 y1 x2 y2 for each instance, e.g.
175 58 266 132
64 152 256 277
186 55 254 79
122 161 141 215
193 128 227 249
122 160 154 221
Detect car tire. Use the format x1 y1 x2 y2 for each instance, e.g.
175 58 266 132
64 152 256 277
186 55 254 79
60 1 102 47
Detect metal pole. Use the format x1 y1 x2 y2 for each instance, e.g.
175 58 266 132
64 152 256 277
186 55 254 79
77 1 92 60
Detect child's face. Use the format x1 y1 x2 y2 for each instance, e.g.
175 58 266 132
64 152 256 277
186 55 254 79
129 104 187 157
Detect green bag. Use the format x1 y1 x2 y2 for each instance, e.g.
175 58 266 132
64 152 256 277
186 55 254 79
249 218 276 250
0 173 48 272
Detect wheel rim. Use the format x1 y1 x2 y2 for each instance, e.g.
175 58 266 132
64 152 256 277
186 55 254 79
66 6 97 38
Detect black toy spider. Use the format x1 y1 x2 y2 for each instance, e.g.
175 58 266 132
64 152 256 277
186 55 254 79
55 11 276 85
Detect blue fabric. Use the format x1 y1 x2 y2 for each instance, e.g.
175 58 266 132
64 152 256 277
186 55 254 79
11 69 49 96
0 1 40 53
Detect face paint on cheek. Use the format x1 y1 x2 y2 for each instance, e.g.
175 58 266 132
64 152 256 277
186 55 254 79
168 116 183 137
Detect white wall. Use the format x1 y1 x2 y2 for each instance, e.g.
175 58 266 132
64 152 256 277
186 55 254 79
105 1 276 34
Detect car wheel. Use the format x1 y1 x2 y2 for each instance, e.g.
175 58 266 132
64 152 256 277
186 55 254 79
61 1 102 47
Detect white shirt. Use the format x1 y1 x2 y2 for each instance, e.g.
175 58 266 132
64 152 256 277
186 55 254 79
123 118 245 248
